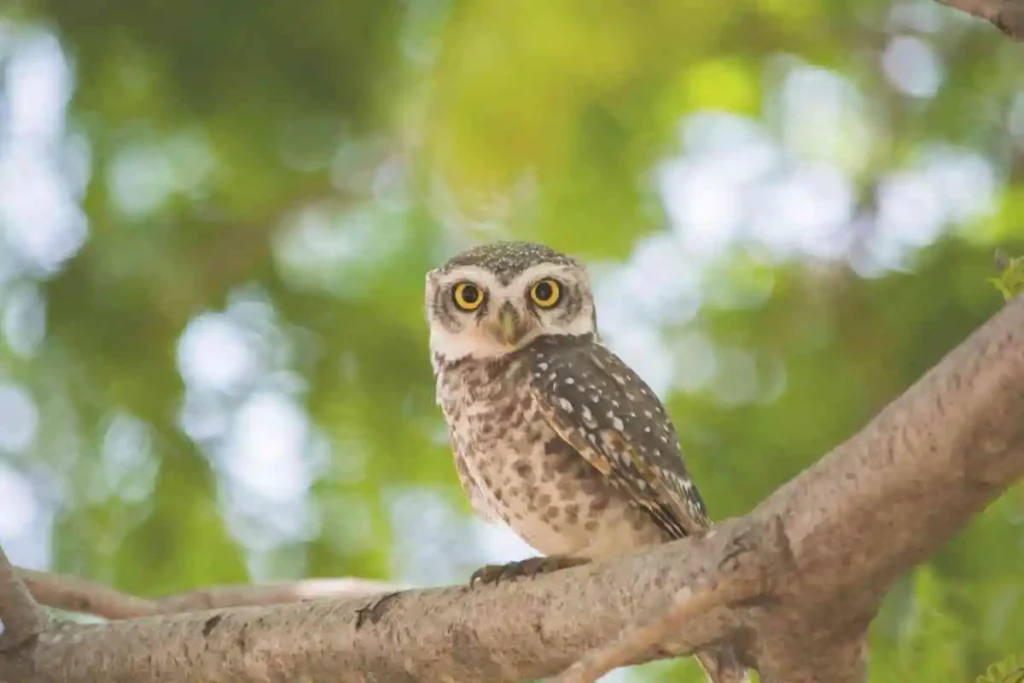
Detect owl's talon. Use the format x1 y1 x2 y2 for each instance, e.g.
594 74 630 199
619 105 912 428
468 564 505 587
469 555 590 587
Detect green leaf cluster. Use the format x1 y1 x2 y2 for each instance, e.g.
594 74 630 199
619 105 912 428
990 250 1024 300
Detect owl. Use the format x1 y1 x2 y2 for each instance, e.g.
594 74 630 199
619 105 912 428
425 241 746 683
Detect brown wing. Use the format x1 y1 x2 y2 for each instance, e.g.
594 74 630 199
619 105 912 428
527 336 711 539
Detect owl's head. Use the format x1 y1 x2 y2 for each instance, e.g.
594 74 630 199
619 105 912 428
426 241 597 366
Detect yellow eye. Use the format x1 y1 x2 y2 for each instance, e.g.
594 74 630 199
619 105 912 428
452 282 484 311
530 278 561 308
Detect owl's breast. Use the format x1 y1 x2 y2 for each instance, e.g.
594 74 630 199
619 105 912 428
436 357 668 558
436 358 550 521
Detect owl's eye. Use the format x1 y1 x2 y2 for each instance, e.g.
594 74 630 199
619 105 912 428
452 282 484 311
529 278 561 308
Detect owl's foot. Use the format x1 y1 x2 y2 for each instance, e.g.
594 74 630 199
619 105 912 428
469 555 591 587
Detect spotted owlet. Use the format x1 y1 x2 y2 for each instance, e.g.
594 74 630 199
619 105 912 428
425 241 747 683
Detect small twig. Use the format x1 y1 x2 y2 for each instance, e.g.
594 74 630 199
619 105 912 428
18 568 155 619
0 547 47 650
154 578 407 614
936 0 1024 39
18 567 405 620
554 578 741 683
554 519 788 683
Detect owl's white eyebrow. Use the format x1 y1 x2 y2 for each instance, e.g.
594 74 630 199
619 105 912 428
505 263 581 288
432 263 582 294
434 266 504 290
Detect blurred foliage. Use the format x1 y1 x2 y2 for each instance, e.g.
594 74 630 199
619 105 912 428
0 1 1023 682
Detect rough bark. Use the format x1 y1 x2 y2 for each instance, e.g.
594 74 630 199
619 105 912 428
0 295 1021 683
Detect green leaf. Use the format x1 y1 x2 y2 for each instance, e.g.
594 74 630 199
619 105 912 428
989 249 1024 301
976 653 1024 683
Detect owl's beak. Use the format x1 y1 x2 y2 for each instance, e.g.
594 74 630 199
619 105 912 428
492 302 528 346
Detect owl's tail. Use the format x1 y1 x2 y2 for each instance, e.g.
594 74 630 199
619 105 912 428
696 646 750 683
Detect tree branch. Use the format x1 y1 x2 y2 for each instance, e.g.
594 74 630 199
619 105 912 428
937 0 1024 39
0 547 47 651
17 567 404 620
0 527 754 683
0 295 1021 682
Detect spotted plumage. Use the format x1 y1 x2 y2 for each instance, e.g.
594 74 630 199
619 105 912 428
527 335 711 539
436 335 688 559
425 241 746 683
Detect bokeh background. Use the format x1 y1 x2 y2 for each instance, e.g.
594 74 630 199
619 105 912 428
0 1 1023 681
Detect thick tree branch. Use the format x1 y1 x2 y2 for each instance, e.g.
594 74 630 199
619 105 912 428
18 568 403 620
0 527 753 683
937 0 1024 39
741 293 1024 681
0 547 47 651
0 295 1021 682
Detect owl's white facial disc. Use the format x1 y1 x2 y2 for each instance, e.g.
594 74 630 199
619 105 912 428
425 255 597 368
